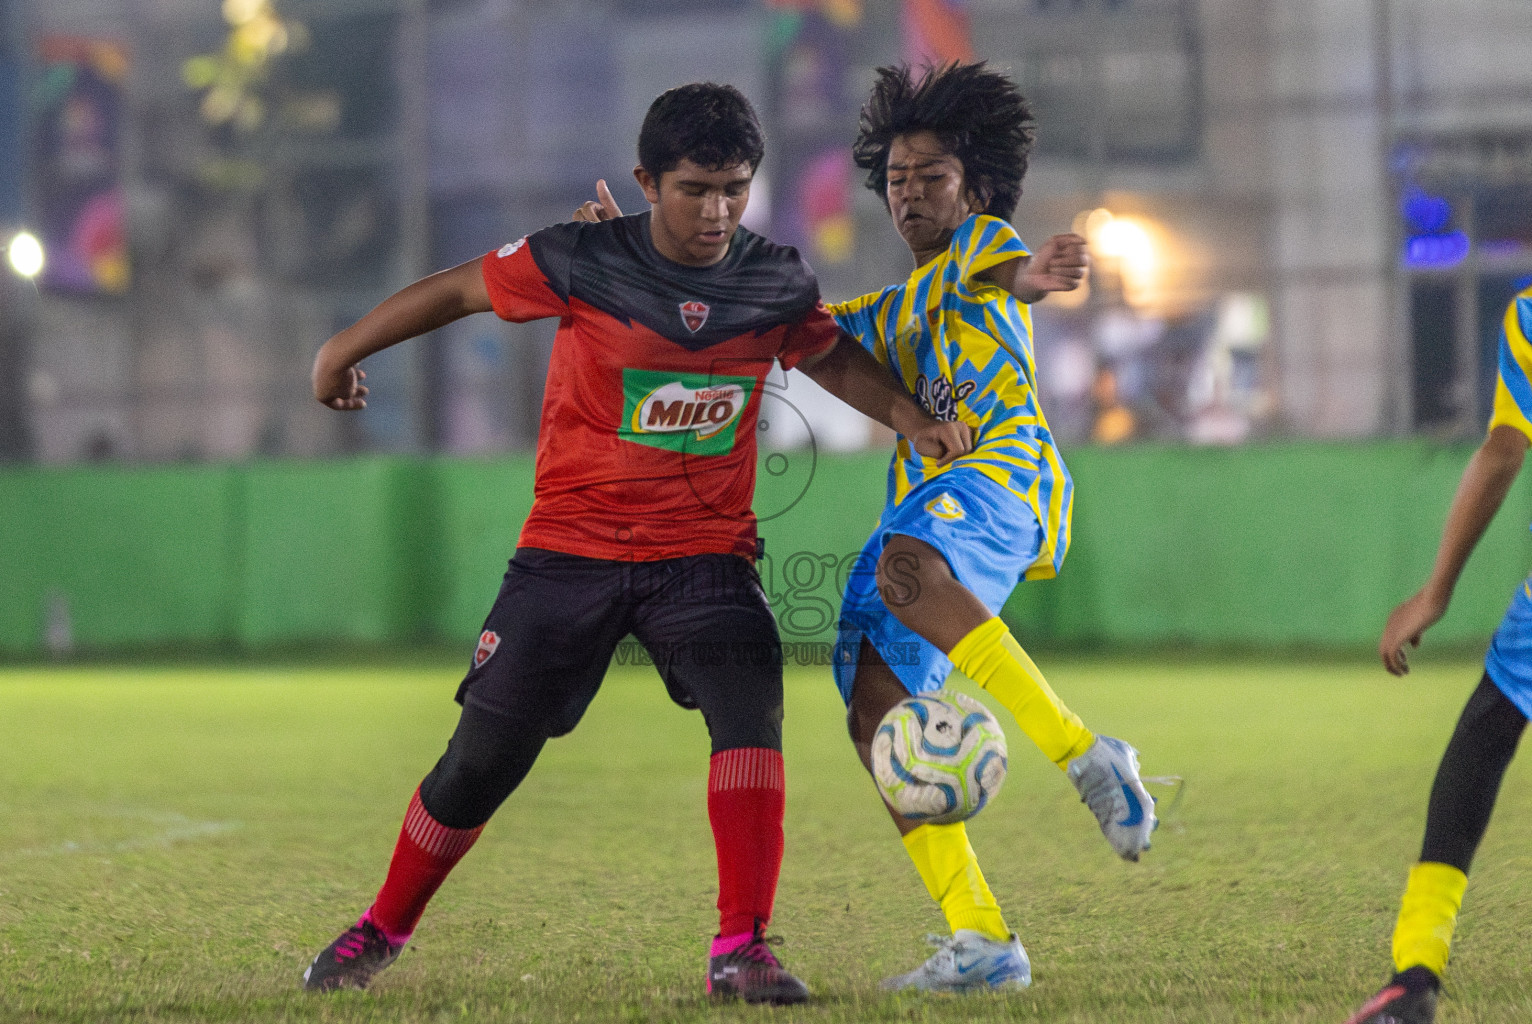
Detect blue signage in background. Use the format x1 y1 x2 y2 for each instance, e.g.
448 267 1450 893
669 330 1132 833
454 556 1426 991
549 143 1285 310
1399 186 1470 270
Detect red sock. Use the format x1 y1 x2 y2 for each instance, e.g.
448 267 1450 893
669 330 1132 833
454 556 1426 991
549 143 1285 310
366 787 484 945
707 747 785 938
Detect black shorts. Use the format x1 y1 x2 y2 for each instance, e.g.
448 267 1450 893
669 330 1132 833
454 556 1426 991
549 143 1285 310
456 548 784 752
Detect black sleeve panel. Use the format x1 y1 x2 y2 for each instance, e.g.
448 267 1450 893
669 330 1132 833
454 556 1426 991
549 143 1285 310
526 221 584 304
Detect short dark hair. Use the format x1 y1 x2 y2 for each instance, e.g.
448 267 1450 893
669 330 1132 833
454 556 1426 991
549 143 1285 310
852 62 1036 222
637 83 765 179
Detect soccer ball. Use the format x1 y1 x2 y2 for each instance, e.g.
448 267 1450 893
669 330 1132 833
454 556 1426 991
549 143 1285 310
871 691 1008 825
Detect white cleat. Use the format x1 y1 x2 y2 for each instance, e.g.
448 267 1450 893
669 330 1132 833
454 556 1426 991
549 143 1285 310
880 930 1031 992
1067 736 1156 861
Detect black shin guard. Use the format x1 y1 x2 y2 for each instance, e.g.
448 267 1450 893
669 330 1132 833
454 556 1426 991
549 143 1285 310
418 702 548 830
1418 673 1528 872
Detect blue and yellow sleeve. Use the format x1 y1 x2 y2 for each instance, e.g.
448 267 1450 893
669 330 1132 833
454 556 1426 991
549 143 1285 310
828 288 889 359
952 214 1030 285
1488 288 1532 442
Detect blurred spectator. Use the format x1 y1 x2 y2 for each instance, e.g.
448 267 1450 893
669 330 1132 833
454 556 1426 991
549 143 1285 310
1090 368 1135 445
1040 292 1270 446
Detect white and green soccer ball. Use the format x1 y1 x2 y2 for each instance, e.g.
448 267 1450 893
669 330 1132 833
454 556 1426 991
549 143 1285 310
871 691 1008 825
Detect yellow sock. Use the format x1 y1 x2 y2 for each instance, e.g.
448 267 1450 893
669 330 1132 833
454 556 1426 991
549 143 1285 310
949 617 1094 769
901 822 1009 940
1391 862 1467 976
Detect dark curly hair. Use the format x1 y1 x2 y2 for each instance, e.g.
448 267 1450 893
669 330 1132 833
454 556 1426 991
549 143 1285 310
852 62 1036 221
638 82 765 179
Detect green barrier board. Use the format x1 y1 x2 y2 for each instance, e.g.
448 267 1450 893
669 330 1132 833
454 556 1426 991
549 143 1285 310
0 465 240 654
2 444 1529 656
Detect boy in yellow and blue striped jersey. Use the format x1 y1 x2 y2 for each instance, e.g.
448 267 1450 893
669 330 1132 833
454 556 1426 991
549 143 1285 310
1344 287 1532 1024
828 62 1157 993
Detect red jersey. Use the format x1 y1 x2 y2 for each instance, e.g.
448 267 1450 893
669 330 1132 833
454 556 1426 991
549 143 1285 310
481 212 841 561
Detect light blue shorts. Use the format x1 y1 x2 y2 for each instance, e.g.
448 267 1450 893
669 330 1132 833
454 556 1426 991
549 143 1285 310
832 468 1044 703
1485 576 1532 719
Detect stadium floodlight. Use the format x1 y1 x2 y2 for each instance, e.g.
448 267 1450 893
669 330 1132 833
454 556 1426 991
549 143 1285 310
6 231 44 280
1078 209 1160 309
1093 216 1154 271
223 0 265 26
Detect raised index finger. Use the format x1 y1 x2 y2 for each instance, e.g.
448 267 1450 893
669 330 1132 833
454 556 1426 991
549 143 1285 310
596 179 624 219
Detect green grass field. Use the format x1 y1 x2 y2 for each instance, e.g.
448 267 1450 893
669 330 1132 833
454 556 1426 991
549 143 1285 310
3 659 1532 1023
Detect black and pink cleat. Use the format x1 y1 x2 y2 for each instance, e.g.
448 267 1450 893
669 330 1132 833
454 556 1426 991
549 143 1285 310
706 923 810 1005
303 916 404 992
1342 966 1440 1024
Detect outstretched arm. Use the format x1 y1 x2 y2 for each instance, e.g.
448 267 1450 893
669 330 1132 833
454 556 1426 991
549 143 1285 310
571 181 1083 308
313 259 492 410
977 233 1088 305
1381 424 1529 675
798 335 973 466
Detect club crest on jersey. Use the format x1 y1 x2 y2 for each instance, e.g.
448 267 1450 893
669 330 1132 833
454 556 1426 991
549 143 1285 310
474 630 500 667
496 238 526 258
679 300 710 333
926 492 966 521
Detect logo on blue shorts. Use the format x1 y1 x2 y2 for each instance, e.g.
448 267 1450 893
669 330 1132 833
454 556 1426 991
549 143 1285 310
925 492 966 521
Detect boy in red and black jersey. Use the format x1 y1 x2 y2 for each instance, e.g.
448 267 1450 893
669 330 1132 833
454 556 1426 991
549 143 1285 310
300 83 969 1004
483 201 840 561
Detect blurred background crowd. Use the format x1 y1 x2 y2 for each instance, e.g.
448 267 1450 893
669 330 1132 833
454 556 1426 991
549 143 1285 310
1 0 1530 466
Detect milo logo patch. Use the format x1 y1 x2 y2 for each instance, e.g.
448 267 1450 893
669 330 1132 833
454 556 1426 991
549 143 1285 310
619 369 756 455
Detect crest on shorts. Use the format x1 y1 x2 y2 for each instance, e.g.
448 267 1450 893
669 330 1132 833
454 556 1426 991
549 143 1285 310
679 300 710 333
496 238 526 258
925 492 966 521
474 630 500 667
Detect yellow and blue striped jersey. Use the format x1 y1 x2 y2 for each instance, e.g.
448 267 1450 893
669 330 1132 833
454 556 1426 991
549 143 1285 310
828 214 1073 580
1490 285 1532 447
1485 287 1532 693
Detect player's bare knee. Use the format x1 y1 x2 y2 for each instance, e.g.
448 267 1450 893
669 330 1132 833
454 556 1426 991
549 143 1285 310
846 697 882 747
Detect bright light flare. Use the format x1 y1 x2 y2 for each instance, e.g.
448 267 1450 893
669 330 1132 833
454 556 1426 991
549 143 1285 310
7 231 44 279
1093 216 1155 270
1077 208 1161 307
222 0 266 27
